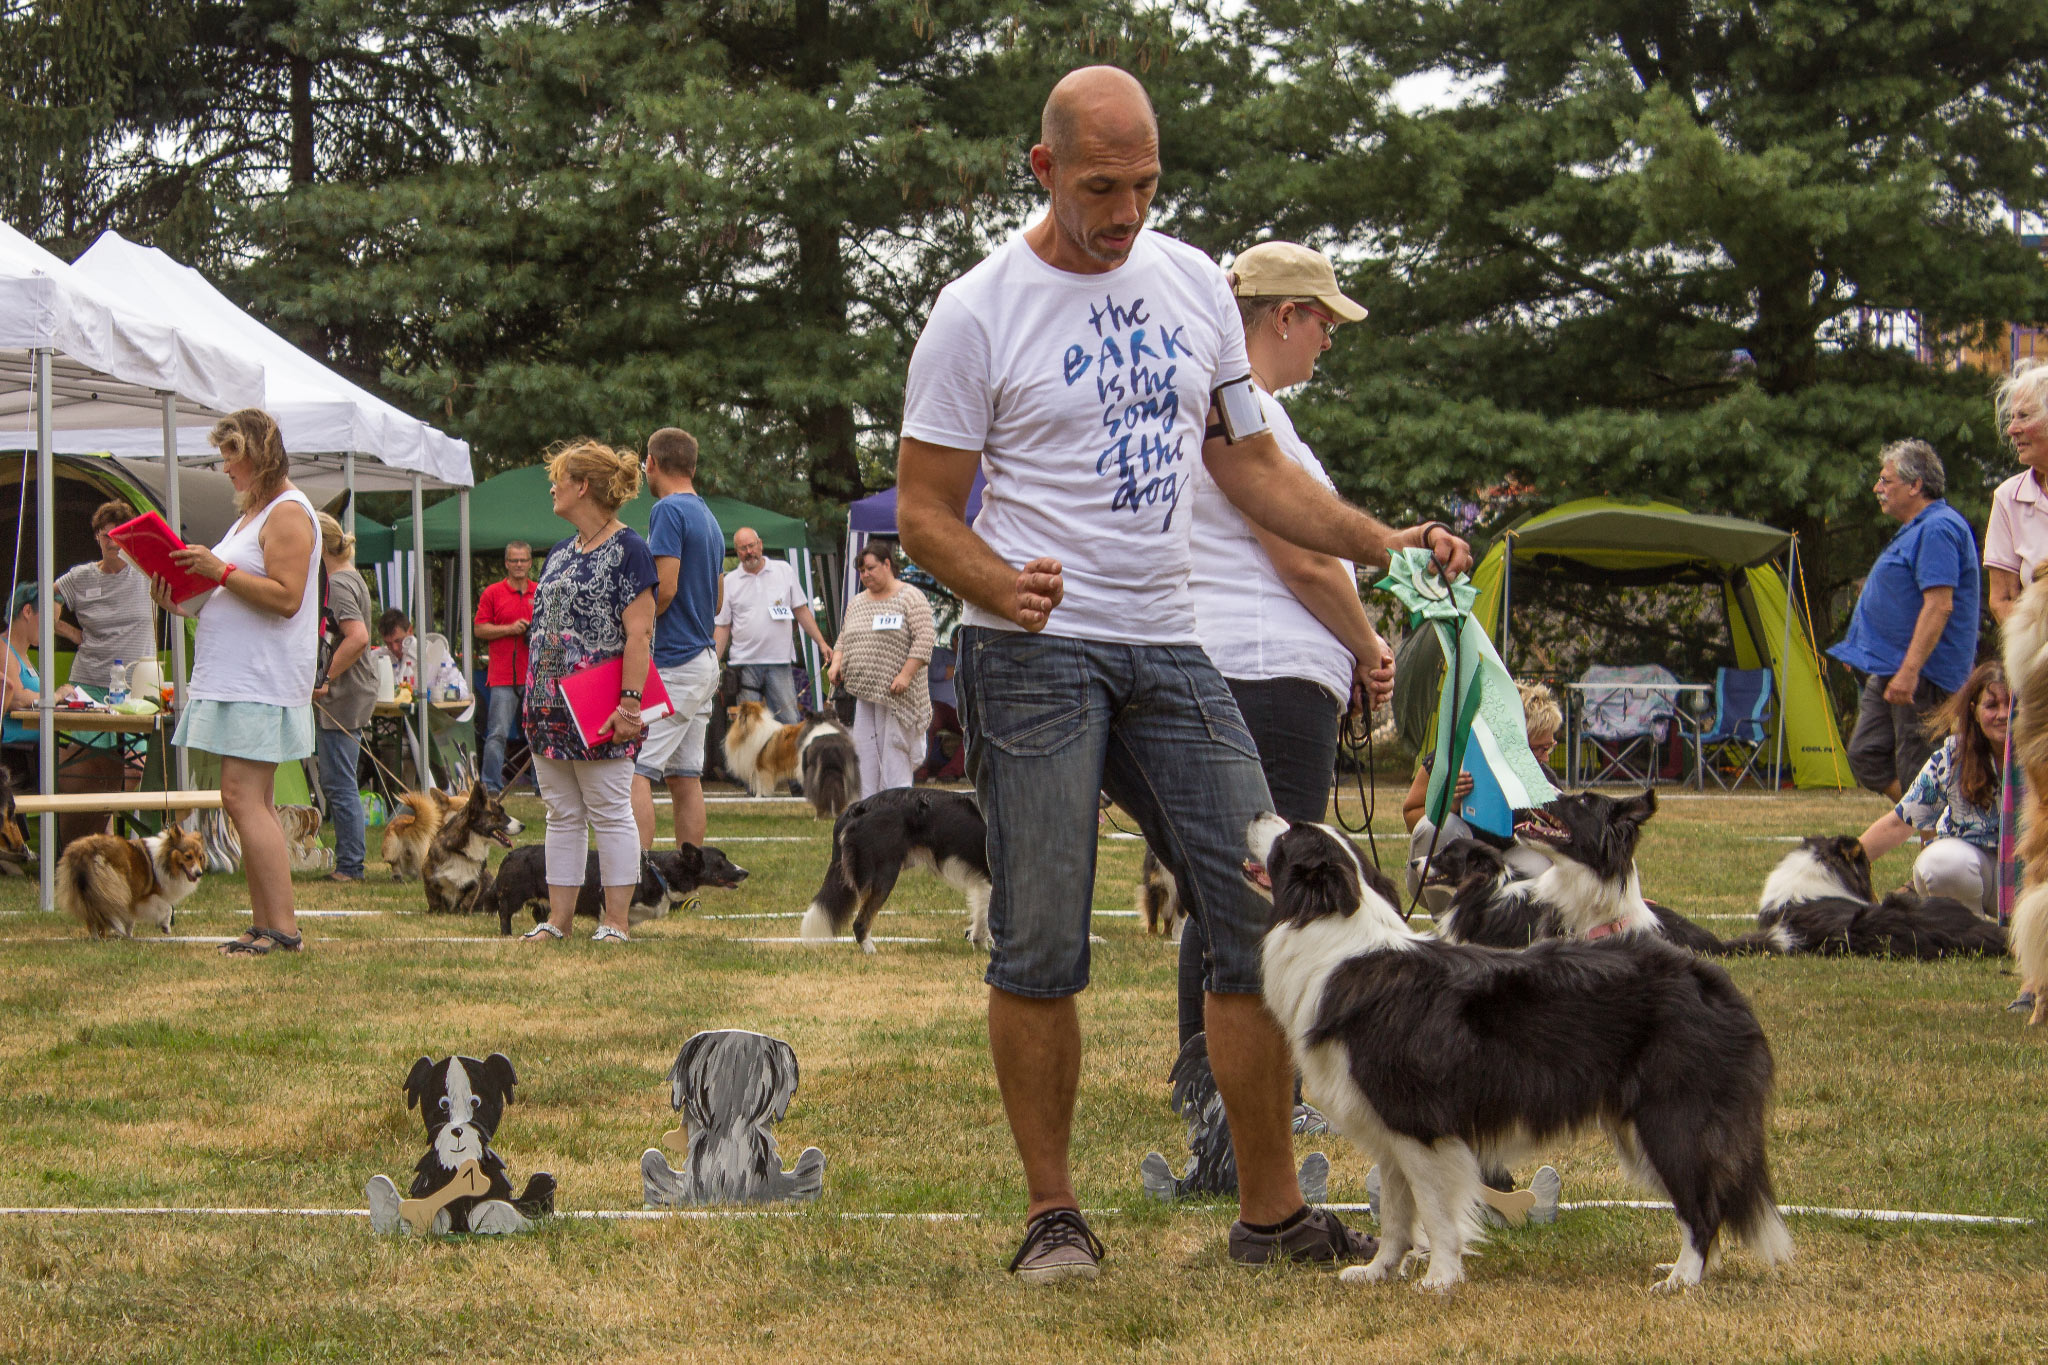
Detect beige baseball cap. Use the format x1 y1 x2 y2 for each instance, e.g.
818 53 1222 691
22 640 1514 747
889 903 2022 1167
1228 241 1367 322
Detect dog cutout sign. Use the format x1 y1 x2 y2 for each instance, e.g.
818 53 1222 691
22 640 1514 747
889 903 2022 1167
365 1053 556 1236
642 1030 827 1207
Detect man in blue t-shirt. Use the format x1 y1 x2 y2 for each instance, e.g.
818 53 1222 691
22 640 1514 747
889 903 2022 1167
632 427 727 849
1827 439 1982 797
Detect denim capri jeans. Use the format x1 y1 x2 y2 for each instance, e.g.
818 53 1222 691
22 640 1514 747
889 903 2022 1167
955 626 1276 1000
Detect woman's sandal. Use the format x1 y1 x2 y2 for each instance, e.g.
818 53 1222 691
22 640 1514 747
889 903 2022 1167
591 923 629 944
521 922 566 942
220 927 304 956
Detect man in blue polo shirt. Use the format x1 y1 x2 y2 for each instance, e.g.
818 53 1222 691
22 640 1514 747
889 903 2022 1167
632 427 726 849
1828 439 1981 798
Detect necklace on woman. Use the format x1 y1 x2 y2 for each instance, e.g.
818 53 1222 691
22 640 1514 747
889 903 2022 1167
576 520 618 552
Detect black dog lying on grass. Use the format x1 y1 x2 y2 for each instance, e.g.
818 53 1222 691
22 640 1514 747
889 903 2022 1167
490 844 748 935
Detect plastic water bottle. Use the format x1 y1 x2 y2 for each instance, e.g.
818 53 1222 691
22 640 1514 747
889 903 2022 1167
435 658 463 702
107 660 128 706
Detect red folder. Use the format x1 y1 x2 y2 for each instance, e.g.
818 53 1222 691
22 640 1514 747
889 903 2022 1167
107 511 217 604
557 655 673 750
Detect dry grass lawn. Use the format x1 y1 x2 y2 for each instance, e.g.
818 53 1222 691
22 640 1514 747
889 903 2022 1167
0 782 2043 1363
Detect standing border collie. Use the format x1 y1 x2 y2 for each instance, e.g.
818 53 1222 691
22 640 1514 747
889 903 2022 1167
1249 814 1792 1291
799 788 990 951
1436 790 1727 954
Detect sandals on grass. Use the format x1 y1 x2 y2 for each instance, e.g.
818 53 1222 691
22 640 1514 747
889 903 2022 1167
219 927 304 956
521 922 566 942
591 924 629 945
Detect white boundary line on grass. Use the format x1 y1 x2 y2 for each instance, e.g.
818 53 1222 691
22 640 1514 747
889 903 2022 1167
0 1201 2026 1226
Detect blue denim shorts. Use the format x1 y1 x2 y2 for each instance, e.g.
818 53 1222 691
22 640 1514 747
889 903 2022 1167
956 626 1275 999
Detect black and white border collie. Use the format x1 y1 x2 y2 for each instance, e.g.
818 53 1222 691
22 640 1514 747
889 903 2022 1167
1734 836 2007 959
1248 814 1792 1291
799 788 991 952
1436 790 1726 954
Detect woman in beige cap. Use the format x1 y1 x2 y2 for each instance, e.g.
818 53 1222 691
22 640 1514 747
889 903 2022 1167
1178 241 1394 1046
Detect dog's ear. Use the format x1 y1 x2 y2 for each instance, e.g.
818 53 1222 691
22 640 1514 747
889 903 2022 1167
479 1052 518 1104
403 1056 438 1110
1619 788 1658 827
677 843 703 876
1283 858 1360 924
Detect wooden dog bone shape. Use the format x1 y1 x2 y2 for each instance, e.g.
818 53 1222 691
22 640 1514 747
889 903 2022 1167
398 1159 488 1234
661 1122 686 1152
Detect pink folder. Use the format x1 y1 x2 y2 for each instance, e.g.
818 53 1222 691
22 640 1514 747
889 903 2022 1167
108 511 217 604
557 655 673 749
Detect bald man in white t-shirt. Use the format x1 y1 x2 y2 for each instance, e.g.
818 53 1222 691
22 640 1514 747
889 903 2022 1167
896 64 1470 1284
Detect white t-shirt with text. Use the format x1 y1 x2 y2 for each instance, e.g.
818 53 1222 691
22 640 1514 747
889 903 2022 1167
901 229 1251 645
1189 389 1356 702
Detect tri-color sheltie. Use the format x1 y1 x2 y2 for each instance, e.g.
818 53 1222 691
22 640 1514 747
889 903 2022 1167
1248 814 1792 1292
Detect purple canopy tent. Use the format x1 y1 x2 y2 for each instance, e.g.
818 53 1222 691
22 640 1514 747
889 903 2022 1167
842 474 984 615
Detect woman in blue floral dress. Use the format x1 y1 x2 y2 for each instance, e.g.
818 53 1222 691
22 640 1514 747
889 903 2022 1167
520 438 657 945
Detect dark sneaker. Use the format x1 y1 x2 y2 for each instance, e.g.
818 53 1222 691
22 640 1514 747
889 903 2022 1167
1007 1208 1104 1284
1229 1206 1378 1266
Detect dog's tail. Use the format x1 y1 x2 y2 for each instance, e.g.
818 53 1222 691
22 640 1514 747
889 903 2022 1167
811 763 853 822
2011 883 2048 1024
1710 929 1782 957
54 841 129 938
1726 1189 1795 1267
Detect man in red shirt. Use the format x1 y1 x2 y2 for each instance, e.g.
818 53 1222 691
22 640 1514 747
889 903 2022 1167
474 541 536 794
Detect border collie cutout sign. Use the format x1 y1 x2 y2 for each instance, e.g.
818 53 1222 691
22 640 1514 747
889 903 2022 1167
642 1030 826 1206
365 1053 556 1236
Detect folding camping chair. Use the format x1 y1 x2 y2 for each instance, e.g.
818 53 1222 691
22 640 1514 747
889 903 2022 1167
1571 664 1680 785
1689 667 1779 790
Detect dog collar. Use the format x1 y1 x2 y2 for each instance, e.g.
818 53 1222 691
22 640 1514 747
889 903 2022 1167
1586 919 1626 941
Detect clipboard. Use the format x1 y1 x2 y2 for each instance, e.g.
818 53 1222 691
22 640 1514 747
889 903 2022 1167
107 511 217 605
557 656 673 750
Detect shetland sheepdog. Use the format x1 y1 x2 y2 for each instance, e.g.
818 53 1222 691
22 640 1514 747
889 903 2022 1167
55 821 207 938
382 788 459 882
2002 578 2048 1021
1248 814 1792 1292
278 803 332 874
723 702 855 818
1136 847 1187 942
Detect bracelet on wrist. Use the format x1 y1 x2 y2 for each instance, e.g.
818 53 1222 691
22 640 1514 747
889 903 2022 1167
618 689 641 702
218 563 237 585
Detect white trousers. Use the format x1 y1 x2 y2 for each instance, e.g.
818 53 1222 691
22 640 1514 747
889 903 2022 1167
852 698 921 800
1911 836 1997 916
534 756 639 888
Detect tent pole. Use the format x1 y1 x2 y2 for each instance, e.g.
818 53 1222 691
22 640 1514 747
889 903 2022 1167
34 350 55 911
412 474 428 782
1500 531 1513 670
459 490 472 684
161 392 190 792
792 549 822 710
344 451 356 542
1775 538 1796 790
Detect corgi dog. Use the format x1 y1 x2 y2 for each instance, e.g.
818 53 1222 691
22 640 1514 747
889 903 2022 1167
382 788 459 881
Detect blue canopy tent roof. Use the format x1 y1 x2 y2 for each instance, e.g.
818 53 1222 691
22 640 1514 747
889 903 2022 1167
843 474 984 615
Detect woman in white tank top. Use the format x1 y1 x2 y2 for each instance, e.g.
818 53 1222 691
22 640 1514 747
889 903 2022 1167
157 410 321 957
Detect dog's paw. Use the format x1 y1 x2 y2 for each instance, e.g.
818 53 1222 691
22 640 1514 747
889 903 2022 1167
858 936 877 955
365 1175 402 1235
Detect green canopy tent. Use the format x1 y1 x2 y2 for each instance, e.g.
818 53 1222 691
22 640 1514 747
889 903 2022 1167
1398 497 1851 790
388 463 809 553
388 463 825 702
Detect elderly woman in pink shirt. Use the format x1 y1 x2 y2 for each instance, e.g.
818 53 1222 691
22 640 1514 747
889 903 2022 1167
1986 358 2048 623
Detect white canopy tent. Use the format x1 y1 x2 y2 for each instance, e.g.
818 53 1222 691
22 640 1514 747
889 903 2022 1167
1 219 264 909
70 231 478 780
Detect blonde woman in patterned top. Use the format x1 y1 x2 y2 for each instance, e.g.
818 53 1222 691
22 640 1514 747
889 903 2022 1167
829 541 934 798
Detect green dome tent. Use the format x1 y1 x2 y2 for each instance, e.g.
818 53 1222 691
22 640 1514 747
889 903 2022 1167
1400 497 1851 790
386 463 809 554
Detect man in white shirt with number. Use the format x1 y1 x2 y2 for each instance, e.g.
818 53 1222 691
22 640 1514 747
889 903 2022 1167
896 64 1471 1284
713 527 832 723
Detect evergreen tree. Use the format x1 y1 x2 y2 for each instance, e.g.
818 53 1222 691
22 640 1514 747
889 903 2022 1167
0 0 493 265
1201 0 2048 642
239 0 1229 517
